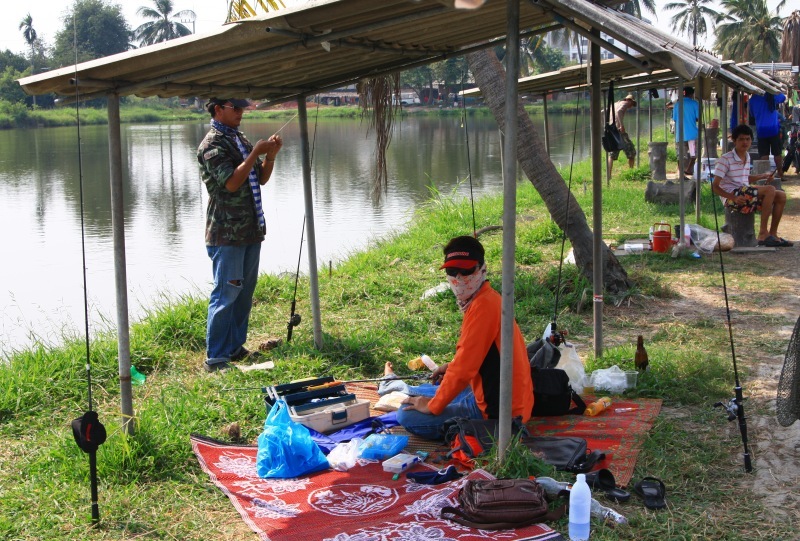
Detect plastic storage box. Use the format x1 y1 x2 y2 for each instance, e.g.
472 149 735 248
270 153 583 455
289 398 370 434
359 433 408 460
382 452 420 473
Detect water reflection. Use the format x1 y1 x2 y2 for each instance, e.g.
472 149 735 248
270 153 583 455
0 113 663 352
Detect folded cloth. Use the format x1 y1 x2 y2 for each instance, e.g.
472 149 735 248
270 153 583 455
374 391 409 412
407 465 462 485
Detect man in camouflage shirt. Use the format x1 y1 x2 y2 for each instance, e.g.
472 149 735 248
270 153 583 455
197 98 283 371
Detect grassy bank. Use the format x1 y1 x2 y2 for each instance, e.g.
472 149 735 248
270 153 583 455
0 145 794 540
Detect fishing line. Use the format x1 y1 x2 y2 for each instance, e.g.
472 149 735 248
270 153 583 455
460 71 477 237
701 101 753 472
274 110 299 135
286 100 320 342
68 5 106 525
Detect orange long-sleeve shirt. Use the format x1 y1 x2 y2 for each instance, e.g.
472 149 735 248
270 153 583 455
427 282 534 422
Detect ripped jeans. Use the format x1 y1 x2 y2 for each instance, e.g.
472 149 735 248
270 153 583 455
206 243 261 361
379 378 483 441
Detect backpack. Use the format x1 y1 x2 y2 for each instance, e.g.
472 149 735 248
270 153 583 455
441 478 567 530
522 435 606 473
528 339 587 416
442 417 523 468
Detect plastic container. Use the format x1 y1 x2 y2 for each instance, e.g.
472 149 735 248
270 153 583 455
651 222 672 253
624 370 638 389
359 433 408 460
382 452 420 473
130 365 146 385
569 473 591 540
584 397 612 417
408 354 437 371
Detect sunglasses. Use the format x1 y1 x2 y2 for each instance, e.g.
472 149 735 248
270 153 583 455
220 104 244 113
445 265 479 277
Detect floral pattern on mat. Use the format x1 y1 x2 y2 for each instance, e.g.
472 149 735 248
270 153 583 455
191 435 564 541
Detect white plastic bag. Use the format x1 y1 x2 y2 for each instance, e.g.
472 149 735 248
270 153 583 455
689 223 733 254
589 365 628 394
557 342 586 394
327 437 364 471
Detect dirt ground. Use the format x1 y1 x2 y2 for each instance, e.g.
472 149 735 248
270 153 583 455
604 170 800 524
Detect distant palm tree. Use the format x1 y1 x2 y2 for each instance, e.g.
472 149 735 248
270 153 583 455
663 0 719 48
18 13 37 107
226 0 285 23
134 0 196 46
781 10 800 66
618 0 657 20
714 0 785 62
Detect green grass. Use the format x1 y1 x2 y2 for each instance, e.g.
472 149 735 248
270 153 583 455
0 147 795 540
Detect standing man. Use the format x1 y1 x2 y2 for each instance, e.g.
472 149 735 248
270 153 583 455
673 86 700 176
197 98 283 371
748 91 787 179
712 124 791 247
607 93 637 177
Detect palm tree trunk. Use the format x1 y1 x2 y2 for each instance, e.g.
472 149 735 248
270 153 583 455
466 48 630 295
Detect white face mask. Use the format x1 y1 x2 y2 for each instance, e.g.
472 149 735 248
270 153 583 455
446 263 487 312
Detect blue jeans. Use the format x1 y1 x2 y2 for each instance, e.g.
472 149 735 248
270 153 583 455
395 383 484 441
206 243 261 361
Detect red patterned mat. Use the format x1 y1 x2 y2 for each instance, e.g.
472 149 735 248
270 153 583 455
347 383 661 488
526 396 662 488
191 434 565 541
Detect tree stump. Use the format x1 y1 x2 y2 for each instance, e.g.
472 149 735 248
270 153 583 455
644 180 696 205
648 142 668 180
704 127 719 158
723 207 757 247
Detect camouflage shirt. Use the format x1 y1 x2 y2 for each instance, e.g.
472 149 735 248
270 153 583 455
197 126 265 246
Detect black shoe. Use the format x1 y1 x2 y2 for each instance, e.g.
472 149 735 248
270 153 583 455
204 359 230 372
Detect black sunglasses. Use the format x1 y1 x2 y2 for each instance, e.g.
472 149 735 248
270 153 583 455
445 265 479 277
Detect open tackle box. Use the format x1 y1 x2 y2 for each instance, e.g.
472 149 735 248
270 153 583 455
263 376 370 434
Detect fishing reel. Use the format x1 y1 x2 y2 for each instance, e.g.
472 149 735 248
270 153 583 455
286 312 302 342
548 329 567 347
713 397 740 422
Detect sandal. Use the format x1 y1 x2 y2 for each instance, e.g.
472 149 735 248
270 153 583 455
584 468 631 503
778 237 794 247
758 235 784 247
634 476 667 510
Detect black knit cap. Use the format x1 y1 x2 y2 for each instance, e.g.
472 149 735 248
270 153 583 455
440 235 485 269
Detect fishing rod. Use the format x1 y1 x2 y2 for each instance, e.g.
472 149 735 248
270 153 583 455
287 216 304 342
460 71 477 237
274 111 299 135
68 12 106 525
222 373 429 393
701 109 753 473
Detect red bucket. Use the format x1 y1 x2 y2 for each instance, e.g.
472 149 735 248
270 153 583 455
651 222 672 253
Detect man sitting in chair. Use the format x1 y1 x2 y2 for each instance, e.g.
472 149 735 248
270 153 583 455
712 124 792 247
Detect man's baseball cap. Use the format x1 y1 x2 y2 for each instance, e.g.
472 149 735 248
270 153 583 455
205 98 251 113
440 235 485 269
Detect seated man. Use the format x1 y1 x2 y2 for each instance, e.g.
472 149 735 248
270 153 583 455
712 124 792 247
398 235 534 440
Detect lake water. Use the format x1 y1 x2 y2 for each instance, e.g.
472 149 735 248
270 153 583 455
0 111 663 354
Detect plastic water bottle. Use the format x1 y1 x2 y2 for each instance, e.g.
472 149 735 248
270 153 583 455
569 473 591 540
408 354 437 371
584 397 612 417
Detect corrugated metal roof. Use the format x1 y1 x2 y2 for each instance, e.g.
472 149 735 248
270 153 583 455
18 0 620 103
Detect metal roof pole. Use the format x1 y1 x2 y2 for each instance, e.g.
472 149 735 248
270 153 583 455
590 29 603 359
677 78 686 243
297 97 323 349
664 86 668 142
497 0 519 464
695 77 704 222
721 83 729 154
543 93 550 156
636 89 641 167
648 88 653 143
107 93 134 435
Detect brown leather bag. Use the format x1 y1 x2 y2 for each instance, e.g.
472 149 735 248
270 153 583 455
441 478 567 530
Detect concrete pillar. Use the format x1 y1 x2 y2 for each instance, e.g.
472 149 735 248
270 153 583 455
704 126 719 158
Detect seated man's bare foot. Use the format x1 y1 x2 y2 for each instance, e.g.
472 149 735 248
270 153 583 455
384 362 395 377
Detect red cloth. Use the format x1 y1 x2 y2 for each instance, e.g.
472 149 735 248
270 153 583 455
191 435 564 541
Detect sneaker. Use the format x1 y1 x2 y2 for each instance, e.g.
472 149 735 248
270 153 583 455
204 359 230 372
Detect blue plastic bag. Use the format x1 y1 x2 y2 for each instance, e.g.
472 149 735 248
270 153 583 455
256 400 330 479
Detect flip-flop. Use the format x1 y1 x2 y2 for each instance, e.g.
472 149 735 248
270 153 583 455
778 237 794 247
633 476 667 510
758 235 783 247
584 468 631 502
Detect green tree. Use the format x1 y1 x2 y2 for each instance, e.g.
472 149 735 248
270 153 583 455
52 0 131 66
226 0 285 22
18 14 38 107
134 0 195 46
400 65 434 105
663 0 720 48
714 0 785 61
617 0 657 19
782 10 800 66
